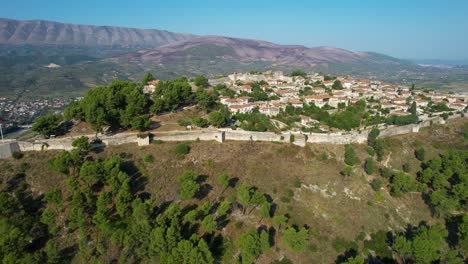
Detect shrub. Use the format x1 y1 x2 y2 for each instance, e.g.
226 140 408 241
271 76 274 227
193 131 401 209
143 154 155 163
177 119 191 127
333 237 358 252
282 227 309 252
320 151 328 161
151 139 163 144
364 158 377 175
12 151 24 159
175 143 190 156
192 117 209 128
402 162 411 172
177 170 200 199
379 167 394 179
341 165 354 177
293 178 302 188
289 134 295 143
371 178 383 191
137 132 150 139
344 144 357 166
389 171 416 197
72 136 91 153
367 147 375 157
415 147 426 161
208 111 228 128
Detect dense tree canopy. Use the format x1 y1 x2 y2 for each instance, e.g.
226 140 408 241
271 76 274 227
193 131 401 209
32 114 62 137
64 80 150 132
151 77 194 114
194 75 209 88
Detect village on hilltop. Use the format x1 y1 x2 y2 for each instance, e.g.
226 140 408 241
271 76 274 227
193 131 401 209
141 71 468 133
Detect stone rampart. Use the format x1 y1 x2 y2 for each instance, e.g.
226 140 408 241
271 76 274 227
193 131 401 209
1 114 465 158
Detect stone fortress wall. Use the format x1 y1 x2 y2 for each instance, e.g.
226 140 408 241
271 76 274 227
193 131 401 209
0 114 464 158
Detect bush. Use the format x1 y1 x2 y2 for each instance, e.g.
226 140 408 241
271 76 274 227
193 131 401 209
390 171 416 197
371 178 383 191
341 165 354 177
12 151 24 159
367 147 375 157
320 152 328 161
415 147 426 161
293 179 302 188
344 144 358 166
289 134 295 143
379 167 394 179
402 162 411 172
192 117 209 128
151 139 163 144
177 119 191 127
143 154 155 163
364 158 377 175
208 111 228 128
175 143 190 156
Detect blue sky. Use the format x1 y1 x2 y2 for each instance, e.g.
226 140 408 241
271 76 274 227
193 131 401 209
2 0 468 60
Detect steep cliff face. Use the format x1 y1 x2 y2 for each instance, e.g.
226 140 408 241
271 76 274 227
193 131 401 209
0 18 195 47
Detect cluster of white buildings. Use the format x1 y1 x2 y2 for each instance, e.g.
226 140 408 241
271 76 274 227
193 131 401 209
0 97 70 128
220 72 468 129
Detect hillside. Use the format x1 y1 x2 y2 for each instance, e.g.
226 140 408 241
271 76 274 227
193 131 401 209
0 118 466 263
0 18 195 47
1 18 468 98
119 36 366 66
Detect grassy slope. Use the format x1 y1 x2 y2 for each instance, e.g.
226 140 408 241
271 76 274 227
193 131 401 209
0 118 465 263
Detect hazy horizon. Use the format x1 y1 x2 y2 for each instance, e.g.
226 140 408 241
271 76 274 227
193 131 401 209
1 0 468 60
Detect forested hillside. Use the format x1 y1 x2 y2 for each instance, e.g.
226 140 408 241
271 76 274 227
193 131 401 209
0 119 466 263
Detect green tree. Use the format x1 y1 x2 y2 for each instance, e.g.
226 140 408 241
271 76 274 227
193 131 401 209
259 202 271 219
238 229 262 264
142 72 155 85
410 101 417 115
208 111 228 128
217 173 230 195
341 256 364 264
390 171 416 197
332 80 343 90
370 178 383 191
273 215 288 230
45 239 61 264
281 226 309 252
177 170 200 199
175 143 190 156
194 75 209 88
217 201 231 216
201 215 217 233
341 165 354 178
192 117 209 128
72 136 92 154
368 128 380 148
260 230 271 252
415 147 426 161
364 158 377 175
290 70 307 78
32 114 62 137
195 87 215 111
151 77 193 113
344 144 357 166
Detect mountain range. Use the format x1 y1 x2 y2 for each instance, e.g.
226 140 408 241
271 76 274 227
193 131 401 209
0 18 467 98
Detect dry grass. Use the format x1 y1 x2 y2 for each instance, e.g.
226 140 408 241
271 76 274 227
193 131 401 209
0 119 465 263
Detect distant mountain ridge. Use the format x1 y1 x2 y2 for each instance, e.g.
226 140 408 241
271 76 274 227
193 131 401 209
120 35 367 66
1 18 467 98
0 18 195 47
